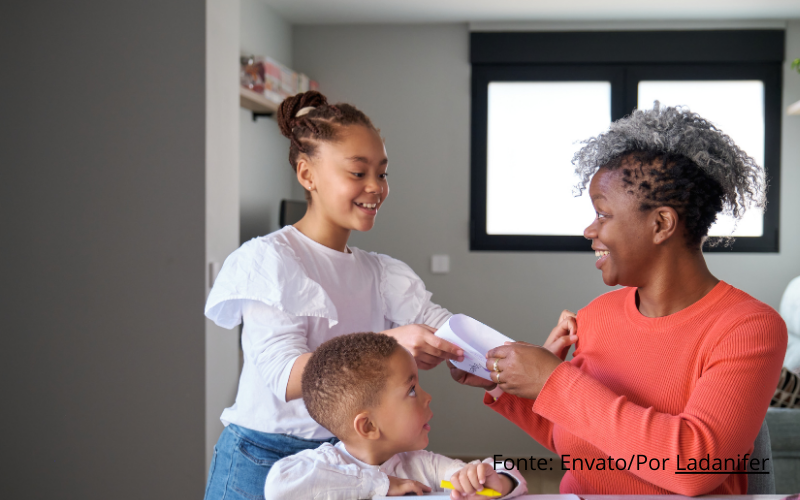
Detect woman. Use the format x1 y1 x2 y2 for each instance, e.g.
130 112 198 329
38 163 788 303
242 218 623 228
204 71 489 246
450 104 786 496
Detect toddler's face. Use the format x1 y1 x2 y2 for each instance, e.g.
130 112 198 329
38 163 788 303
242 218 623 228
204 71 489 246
373 347 433 453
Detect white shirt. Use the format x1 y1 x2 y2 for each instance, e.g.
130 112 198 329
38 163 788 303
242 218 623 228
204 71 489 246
205 226 452 438
264 441 527 500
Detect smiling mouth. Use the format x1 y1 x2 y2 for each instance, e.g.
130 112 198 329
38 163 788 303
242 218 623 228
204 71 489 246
594 250 610 261
594 250 611 270
354 202 377 209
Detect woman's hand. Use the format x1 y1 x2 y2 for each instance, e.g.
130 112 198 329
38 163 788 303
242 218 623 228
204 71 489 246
387 475 431 496
447 361 497 391
383 324 464 370
544 309 578 361
486 342 562 400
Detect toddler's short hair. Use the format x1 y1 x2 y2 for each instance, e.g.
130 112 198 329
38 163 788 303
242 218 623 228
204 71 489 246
302 332 400 438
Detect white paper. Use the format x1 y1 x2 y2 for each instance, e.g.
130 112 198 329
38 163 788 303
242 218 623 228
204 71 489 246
435 314 514 381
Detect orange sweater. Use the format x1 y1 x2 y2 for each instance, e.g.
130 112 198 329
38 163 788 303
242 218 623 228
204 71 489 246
485 282 786 496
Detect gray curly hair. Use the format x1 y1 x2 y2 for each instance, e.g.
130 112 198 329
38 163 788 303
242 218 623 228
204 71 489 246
572 102 766 225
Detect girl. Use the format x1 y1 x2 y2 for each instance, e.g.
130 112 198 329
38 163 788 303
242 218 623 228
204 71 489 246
203 91 464 500
451 104 786 496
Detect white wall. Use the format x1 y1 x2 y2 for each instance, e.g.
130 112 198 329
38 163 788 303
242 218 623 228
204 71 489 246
240 0 297 242
206 0 242 471
206 0 298 470
294 22 800 457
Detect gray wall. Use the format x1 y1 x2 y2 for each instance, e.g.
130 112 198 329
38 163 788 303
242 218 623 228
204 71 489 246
294 22 800 457
205 0 298 469
239 0 296 242
0 2 206 498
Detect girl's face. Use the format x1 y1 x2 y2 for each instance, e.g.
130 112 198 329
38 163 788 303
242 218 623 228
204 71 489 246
304 125 389 233
583 167 654 287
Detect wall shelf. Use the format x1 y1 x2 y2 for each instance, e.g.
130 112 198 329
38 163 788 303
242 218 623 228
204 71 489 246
240 87 280 121
788 99 800 116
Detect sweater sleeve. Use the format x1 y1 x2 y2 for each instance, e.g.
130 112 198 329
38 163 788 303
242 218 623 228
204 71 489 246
530 312 787 496
483 392 556 453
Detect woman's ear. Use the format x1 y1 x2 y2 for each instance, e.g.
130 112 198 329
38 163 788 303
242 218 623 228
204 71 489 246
296 155 315 192
652 206 679 245
353 412 380 440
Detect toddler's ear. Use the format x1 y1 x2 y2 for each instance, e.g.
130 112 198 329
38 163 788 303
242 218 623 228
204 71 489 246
353 412 381 440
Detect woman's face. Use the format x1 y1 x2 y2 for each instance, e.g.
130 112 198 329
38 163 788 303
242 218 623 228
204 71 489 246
306 125 389 232
583 166 655 287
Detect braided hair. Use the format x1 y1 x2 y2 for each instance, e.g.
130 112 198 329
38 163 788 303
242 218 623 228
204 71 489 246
277 91 379 201
573 103 766 247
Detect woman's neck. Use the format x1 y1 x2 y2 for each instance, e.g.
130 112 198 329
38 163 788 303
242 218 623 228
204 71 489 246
635 248 719 318
293 208 351 253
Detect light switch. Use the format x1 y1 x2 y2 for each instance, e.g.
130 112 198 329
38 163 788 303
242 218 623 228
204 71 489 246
431 254 450 274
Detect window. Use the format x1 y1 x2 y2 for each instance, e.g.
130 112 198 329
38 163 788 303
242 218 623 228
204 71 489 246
487 82 610 236
470 30 784 252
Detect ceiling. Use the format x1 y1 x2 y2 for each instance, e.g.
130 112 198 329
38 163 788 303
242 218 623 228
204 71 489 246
261 0 800 25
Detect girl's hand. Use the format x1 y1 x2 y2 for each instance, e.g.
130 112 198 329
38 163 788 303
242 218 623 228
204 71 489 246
383 324 464 370
485 342 562 400
448 462 512 499
543 309 578 361
387 475 431 496
447 361 497 391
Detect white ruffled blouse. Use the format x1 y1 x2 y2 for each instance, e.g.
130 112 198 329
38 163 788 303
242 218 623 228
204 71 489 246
205 226 452 438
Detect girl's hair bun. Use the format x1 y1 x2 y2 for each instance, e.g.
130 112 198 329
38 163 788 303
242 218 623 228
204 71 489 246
277 90 329 138
277 90 377 193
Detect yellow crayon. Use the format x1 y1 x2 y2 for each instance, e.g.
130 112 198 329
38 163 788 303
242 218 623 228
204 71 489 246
440 480 501 497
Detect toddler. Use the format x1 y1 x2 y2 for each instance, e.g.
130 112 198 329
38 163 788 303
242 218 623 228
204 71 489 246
264 333 527 499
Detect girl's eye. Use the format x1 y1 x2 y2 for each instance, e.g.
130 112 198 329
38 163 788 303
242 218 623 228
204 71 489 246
409 386 416 397
351 172 365 178
379 173 388 179
596 211 608 220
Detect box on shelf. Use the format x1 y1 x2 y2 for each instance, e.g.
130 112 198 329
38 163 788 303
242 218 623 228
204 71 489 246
240 54 318 105
240 55 264 93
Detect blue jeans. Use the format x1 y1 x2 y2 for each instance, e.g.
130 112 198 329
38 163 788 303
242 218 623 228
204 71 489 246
204 424 339 500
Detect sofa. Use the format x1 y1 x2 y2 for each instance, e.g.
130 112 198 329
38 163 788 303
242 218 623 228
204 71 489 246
766 407 800 494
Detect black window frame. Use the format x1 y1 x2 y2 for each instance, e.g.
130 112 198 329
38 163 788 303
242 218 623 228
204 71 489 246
470 30 784 253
